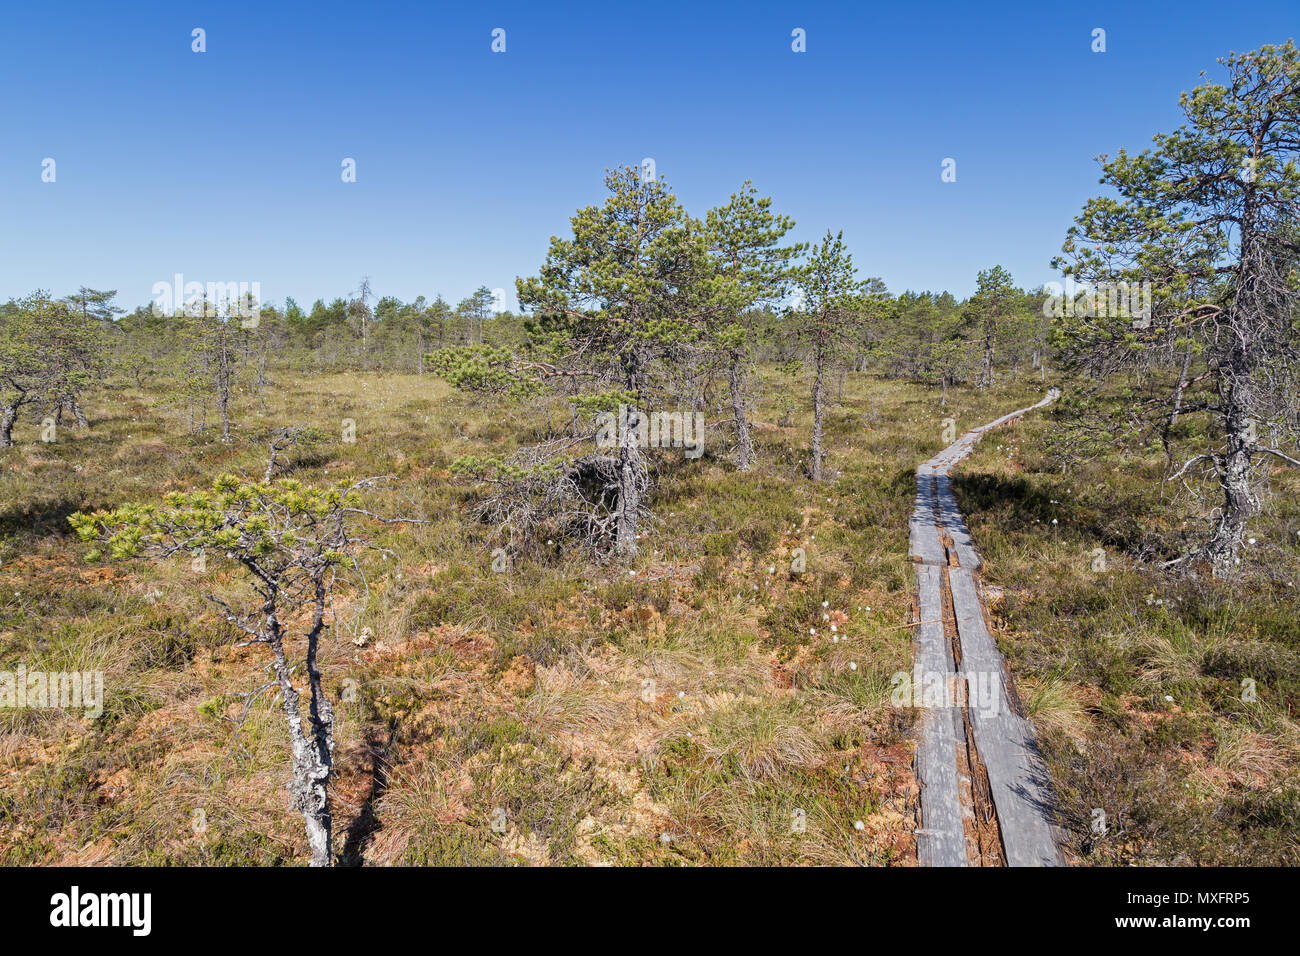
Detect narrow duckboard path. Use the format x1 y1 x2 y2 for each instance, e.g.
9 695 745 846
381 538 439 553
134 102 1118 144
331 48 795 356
909 389 1064 867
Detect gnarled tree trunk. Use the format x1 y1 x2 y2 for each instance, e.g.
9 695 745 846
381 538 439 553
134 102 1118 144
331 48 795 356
614 349 650 556
1207 374 1256 576
266 599 334 867
979 321 996 389
615 408 644 556
0 402 18 448
728 351 753 471
62 395 88 428
811 344 826 481
1168 350 1193 428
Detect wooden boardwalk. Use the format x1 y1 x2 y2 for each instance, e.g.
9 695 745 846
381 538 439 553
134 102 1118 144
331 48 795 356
909 390 1065 867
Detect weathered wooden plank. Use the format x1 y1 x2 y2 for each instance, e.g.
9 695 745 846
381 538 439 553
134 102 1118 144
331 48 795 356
934 473 981 571
909 468 945 566
949 567 1064 867
913 563 968 867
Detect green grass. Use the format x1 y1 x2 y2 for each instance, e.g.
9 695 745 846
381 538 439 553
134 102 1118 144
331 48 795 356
4 365 1291 865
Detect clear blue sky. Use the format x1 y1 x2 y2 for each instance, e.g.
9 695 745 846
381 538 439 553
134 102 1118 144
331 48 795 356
1 1 1294 311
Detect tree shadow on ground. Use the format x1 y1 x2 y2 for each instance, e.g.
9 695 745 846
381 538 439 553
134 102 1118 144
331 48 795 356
0 498 103 539
339 724 395 867
952 471 1152 558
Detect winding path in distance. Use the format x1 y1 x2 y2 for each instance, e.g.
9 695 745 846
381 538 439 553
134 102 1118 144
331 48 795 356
908 389 1065 867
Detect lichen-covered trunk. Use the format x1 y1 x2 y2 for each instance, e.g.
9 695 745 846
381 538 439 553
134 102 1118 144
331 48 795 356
219 390 230 443
811 345 826 481
0 403 17 448
1169 350 1193 428
615 349 647 557
48 395 86 428
268 618 333 867
1208 390 1255 577
218 337 232 443
979 321 996 389
65 396 88 428
728 352 753 472
1206 212 1268 576
616 409 643 556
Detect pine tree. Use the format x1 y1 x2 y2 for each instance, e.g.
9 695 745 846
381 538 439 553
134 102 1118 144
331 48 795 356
70 473 405 866
704 182 804 470
514 165 714 554
0 291 100 447
967 265 1016 389
431 166 714 556
790 233 887 480
1053 40 1300 575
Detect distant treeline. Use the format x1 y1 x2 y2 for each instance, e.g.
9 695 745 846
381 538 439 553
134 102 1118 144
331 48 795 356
97 281 1056 383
